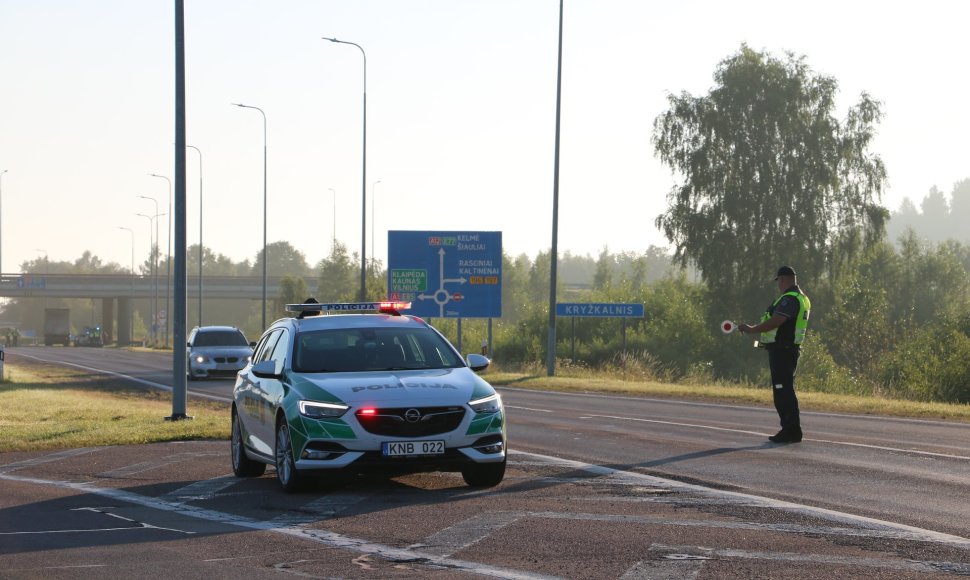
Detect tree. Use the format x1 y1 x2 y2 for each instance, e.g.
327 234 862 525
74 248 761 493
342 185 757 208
251 241 311 278
274 275 309 319
653 45 888 312
316 241 359 301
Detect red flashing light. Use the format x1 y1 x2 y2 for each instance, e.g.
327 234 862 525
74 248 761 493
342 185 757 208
377 301 412 314
358 408 377 417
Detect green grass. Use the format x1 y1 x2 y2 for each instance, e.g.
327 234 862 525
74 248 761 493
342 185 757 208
0 363 229 453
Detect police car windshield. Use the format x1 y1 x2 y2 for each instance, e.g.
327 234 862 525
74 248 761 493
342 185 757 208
293 327 462 373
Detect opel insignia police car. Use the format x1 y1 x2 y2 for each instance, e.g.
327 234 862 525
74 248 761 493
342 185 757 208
230 301 506 492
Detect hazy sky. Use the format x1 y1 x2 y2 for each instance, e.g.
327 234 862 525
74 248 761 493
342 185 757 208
1 1 967 274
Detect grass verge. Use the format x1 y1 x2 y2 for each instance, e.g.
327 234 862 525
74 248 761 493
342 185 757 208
0 362 229 453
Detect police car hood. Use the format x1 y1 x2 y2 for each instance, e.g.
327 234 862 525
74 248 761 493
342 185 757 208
293 368 495 407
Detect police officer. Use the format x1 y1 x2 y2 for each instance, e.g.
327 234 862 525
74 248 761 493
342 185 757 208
738 266 811 443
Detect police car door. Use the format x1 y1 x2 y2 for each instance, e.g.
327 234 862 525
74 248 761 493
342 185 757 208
256 327 290 447
240 329 282 454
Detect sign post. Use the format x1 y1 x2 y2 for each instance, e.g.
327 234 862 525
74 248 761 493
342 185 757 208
555 302 645 360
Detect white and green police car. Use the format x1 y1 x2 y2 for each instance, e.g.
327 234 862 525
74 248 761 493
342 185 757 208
230 301 506 492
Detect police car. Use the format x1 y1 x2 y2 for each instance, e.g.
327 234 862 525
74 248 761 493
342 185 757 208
230 301 506 492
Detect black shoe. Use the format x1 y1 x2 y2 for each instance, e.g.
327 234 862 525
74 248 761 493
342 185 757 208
769 430 802 443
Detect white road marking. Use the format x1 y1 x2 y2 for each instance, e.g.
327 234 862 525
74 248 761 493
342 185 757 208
158 474 239 504
585 413 970 461
267 493 371 527
0 470 559 580
646 543 970 574
0 447 104 474
97 452 221 478
11 351 231 403
498 385 970 427
506 405 552 413
415 512 524 557
513 450 970 550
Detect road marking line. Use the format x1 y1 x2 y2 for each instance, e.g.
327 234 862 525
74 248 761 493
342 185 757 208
98 452 221 478
646 543 970 574
512 450 970 550
11 352 231 403
0 471 559 580
267 493 371 527
498 385 970 427
415 512 523 557
585 413 970 461
159 474 239 504
0 447 103 474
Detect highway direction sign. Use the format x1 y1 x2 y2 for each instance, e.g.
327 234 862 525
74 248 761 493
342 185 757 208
387 231 502 318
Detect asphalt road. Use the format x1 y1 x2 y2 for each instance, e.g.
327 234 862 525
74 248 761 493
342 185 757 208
3 346 970 578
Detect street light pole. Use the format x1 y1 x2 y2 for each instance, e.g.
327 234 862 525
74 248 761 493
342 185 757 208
136 210 163 347
186 145 203 327
546 0 564 377
371 180 381 261
149 173 172 347
323 37 368 301
232 103 268 330
0 169 7 276
119 226 135 346
328 187 337 253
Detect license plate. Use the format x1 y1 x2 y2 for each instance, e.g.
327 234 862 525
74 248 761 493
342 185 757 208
382 440 445 457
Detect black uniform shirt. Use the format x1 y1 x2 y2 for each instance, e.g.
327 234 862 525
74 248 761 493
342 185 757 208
768 284 802 344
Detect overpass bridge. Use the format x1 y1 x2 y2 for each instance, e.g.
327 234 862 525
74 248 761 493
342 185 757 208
0 273 320 345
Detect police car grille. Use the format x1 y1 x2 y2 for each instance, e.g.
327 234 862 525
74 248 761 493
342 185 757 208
213 357 239 363
356 406 466 437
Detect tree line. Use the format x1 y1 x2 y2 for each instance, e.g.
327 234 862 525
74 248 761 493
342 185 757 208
3 44 968 404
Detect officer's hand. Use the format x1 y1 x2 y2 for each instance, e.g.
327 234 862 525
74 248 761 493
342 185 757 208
737 323 754 334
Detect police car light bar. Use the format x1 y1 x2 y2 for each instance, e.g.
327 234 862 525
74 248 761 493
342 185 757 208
285 301 412 315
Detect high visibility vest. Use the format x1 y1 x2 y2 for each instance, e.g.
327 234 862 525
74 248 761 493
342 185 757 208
760 291 811 345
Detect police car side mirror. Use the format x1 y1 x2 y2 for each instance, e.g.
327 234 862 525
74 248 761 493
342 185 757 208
251 360 281 379
466 353 490 372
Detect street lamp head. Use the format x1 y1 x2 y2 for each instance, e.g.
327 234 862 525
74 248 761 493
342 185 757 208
323 37 339 42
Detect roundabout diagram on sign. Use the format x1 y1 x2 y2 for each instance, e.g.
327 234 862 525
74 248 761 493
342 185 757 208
387 231 502 319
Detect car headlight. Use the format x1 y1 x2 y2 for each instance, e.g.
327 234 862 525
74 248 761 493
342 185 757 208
193 354 208 364
298 400 350 419
468 393 502 414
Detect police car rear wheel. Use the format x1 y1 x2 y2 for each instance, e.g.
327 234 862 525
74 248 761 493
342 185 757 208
461 457 506 487
231 409 265 477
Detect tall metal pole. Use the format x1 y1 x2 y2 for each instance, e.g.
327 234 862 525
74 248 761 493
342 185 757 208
328 187 337 252
169 0 189 420
323 37 367 301
135 213 154 345
187 144 203 327
371 179 381 259
119 226 134 346
137 195 160 346
0 169 7 276
546 0 564 377
149 173 171 347
231 103 268 330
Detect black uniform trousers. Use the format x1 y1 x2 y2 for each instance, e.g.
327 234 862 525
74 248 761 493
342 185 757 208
767 343 801 434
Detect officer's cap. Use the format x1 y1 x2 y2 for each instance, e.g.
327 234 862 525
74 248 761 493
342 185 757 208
774 265 796 280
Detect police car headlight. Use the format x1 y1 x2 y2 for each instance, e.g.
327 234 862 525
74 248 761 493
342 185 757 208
193 354 208 364
298 400 350 419
468 393 502 414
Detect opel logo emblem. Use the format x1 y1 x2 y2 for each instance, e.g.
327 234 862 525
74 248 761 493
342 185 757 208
404 408 421 423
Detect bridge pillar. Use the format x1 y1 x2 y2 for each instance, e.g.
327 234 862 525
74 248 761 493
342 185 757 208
101 298 115 344
117 297 131 346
